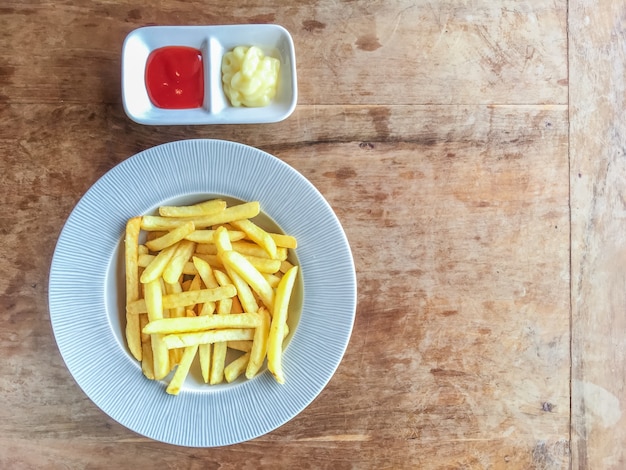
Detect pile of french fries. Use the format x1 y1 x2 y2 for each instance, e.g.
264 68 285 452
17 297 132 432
124 199 298 395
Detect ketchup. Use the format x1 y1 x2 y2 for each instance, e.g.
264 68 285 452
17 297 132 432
145 46 204 109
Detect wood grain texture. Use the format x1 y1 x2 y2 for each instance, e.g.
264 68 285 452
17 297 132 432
0 104 570 468
0 0 577 468
0 1 566 106
570 1 626 468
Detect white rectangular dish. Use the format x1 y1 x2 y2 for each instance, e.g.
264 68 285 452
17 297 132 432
121 25 297 125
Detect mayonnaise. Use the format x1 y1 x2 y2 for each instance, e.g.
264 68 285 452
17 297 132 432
221 46 280 107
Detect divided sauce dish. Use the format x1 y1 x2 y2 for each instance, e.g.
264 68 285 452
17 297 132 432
122 25 297 125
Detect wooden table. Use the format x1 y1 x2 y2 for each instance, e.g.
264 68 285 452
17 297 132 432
1 1 624 468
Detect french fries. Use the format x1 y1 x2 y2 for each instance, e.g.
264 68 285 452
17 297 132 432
125 286 237 314
246 307 271 379
145 221 195 252
268 265 298 384
124 217 142 361
221 250 275 311
123 199 299 395
159 199 226 218
142 313 262 335
230 219 277 259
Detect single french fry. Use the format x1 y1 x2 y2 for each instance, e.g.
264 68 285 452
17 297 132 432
141 337 155 380
163 240 196 284
224 352 251 383
140 242 178 284
231 240 270 258
186 229 246 244
214 226 233 254
270 233 298 249
193 256 219 288
126 285 236 314
221 250 275 311
145 221 195 252
144 279 170 380
267 266 298 384
125 216 142 361
244 255 282 274
143 312 262 335
199 342 212 383
144 279 163 322
210 341 227 385
139 313 154 379
141 201 260 231
169 347 180 370
230 219 277 259
162 328 255 349
166 345 199 395
246 307 271 379
223 265 258 313
159 199 226 218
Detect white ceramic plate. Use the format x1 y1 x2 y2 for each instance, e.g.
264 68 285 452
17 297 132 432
122 25 298 125
48 139 356 447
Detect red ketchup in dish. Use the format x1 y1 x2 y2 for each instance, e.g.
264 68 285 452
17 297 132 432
145 46 204 109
